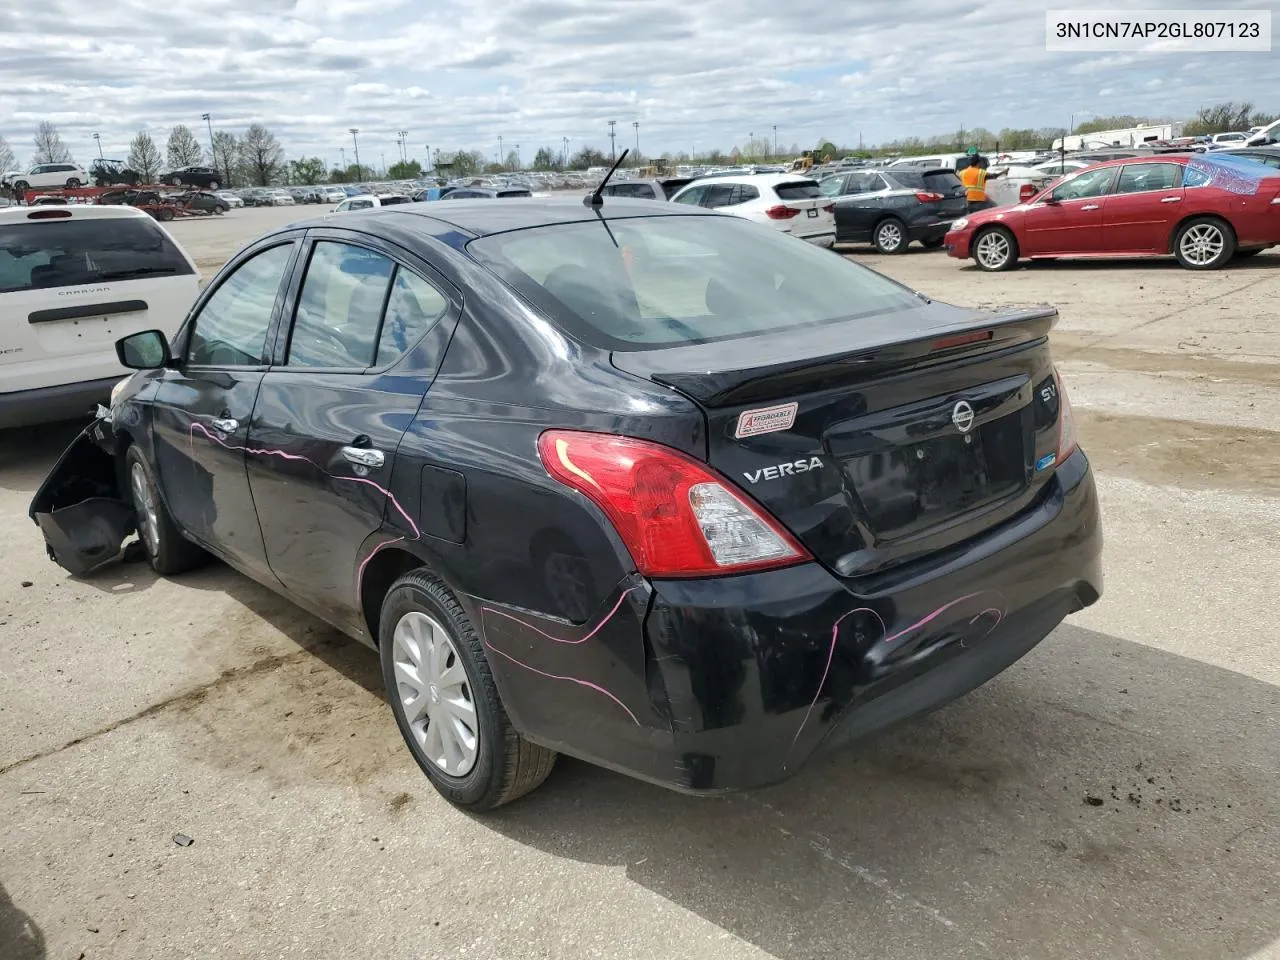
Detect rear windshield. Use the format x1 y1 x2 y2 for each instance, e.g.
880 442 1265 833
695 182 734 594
380 196 412 205
0 216 193 293
469 214 919 351
660 178 694 198
773 181 821 200
894 170 964 191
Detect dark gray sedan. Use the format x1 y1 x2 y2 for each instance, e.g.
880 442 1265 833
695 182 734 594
821 168 967 253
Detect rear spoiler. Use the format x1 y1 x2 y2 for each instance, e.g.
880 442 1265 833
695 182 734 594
613 306 1059 407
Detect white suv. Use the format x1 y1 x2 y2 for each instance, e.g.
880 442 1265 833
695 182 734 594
0 204 200 428
669 174 836 246
2 162 90 194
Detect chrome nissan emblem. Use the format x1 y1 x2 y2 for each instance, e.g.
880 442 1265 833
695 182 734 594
952 400 975 434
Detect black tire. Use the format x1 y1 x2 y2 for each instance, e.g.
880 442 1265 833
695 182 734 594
1172 216 1235 270
65 178 81 189
872 217 909 254
124 446 206 576
13 180 28 195
921 236 945 249
379 568 556 809
972 225 1019 271
155 207 174 222
215 204 227 215
209 180 220 190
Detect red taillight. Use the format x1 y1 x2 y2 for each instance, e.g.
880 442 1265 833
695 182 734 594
765 205 801 220
1019 184 1038 203
1054 367 1078 464
822 203 834 214
915 192 944 203
537 430 810 578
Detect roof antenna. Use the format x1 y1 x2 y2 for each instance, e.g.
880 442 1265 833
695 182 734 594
584 148 630 207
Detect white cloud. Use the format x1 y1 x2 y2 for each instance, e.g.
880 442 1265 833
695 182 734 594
0 0 1276 167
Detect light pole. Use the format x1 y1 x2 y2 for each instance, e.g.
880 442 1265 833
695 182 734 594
562 136 569 169
380 151 386 177
773 125 777 158
424 144 430 173
92 133 103 159
398 129 408 163
349 128 361 180
515 144 520 170
633 120 639 160
498 135 504 170
749 131 754 162
608 120 617 161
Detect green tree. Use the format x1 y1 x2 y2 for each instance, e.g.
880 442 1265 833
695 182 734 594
166 124 203 168
532 146 557 170
238 123 284 186
289 156 328 184
569 146 609 168
33 121 72 163
1183 101 1268 137
816 140 838 160
387 159 422 179
127 131 162 182
210 130 238 187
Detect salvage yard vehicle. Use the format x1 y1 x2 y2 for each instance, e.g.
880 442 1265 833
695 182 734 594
820 168 967 253
89 159 142 187
2 162 90 194
0 204 199 428
29 195 1102 809
946 153 1280 271
670 174 836 246
598 177 695 201
159 165 222 190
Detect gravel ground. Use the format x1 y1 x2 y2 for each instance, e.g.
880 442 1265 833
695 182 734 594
2 207 1277 960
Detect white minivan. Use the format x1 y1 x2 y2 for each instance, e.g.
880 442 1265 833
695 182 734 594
0 204 200 429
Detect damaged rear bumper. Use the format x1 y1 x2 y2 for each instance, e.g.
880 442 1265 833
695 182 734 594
28 416 134 576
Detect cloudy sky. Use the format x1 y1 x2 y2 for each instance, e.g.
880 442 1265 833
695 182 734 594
2 0 1277 169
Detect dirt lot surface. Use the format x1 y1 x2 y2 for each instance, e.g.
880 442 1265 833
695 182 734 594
2 206 1278 960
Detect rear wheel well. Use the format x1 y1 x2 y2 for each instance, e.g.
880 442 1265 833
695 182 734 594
360 546 427 642
1169 213 1235 253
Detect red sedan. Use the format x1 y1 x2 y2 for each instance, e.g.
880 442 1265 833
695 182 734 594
946 154 1280 271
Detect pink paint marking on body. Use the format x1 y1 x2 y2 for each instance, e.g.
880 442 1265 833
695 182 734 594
785 606 885 765
482 639 640 725
479 587 637 646
357 536 406 583
189 421 422 540
880 591 1004 646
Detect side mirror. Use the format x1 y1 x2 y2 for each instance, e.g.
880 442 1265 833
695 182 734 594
116 330 171 370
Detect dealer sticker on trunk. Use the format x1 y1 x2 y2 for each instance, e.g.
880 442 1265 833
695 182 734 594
735 402 798 438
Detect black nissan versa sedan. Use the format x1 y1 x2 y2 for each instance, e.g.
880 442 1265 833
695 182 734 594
30 196 1102 809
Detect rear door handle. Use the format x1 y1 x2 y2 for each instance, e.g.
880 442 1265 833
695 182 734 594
210 417 238 433
1161 196 1182 203
342 446 385 469
1080 204 1100 211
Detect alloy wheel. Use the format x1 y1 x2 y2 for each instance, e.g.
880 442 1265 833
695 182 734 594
1179 223 1225 266
975 231 1012 269
130 461 160 555
877 221 903 251
392 611 478 776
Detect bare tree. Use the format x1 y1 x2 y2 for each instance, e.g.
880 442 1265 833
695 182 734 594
210 130 238 187
128 131 162 182
238 123 284 186
0 135 16 175
166 125 204 168
33 121 72 163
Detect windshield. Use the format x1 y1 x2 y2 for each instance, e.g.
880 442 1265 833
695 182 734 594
0 216 194 293
469 214 920 351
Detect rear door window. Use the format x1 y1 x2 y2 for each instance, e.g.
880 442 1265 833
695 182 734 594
672 185 708 206
774 180 821 200
1114 163 1182 193
0 215 195 293
377 269 449 365
287 241 395 368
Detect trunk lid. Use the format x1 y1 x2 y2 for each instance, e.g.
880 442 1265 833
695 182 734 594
612 302 1064 578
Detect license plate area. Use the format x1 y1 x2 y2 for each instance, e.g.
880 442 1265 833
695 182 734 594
807 208 818 218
